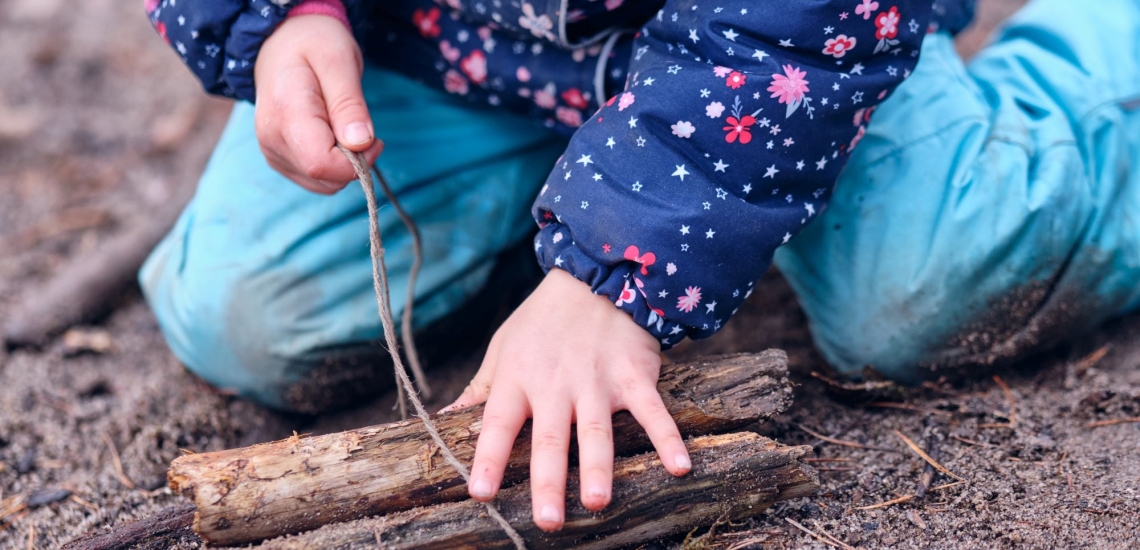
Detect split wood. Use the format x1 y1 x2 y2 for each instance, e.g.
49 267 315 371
251 433 818 550
168 351 793 546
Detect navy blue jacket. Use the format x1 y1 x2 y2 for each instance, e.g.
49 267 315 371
148 0 975 348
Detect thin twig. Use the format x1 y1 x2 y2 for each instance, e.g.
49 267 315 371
951 435 997 447
784 517 852 549
894 430 965 482
1073 345 1110 376
931 481 965 491
1087 417 1140 428
101 431 137 490
798 424 899 453
992 375 1016 428
854 494 914 510
811 519 856 550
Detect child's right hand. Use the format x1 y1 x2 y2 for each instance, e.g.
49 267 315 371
254 15 384 194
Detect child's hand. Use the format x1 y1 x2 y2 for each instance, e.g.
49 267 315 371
442 269 691 532
254 15 384 194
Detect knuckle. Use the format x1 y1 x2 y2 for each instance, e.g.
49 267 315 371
578 419 612 441
532 480 564 496
532 430 567 452
326 94 367 120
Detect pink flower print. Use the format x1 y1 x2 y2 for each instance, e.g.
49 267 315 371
623 245 657 275
615 280 636 307
726 71 747 89
855 0 879 20
713 66 733 78
145 0 160 12
823 35 857 58
875 7 901 40
723 115 755 144
478 26 493 41
617 91 635 111
677 286 702 313
768 65 809 105
561 88 589 110
460 51 487 84
519 3 554 41
445 0 462 9
606 0 624 10
706 101 726 118
556 107 583 128
440 41 461 63
534 83 557 109
671 121 696 138
413 8 441 38
516 66 531 83
154 20 169 44
443 70 468 95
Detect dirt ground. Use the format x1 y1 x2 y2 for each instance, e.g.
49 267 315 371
1 0 1137 548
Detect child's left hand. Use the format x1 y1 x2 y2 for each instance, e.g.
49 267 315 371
440 268 691 532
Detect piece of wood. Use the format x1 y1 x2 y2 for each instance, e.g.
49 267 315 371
169 352 792 546
60 504 198 550
2 189 190 349
256 432 817 550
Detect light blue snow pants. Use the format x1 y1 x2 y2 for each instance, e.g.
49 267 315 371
775 0 1140 381
142 0 1140 410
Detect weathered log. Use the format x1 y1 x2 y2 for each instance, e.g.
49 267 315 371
256 432 818 550
60 504 198 550
2 189 191 349
169 351 791 546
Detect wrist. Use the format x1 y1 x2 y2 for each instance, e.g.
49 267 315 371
288 0 350 31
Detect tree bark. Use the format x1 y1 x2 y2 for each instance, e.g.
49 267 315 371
169 352 792 546
257 432 817 550
60 504 198 550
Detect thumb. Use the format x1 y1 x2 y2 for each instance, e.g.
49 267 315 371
315 52 374 152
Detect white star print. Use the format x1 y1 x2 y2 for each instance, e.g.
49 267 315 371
581 201 589 209
672 164 690 181
667 65 682 74
852 91 864 104
763 165 779 178
680 225 690 235
628 117 638 128
670 325 684 335
821 97 829 105
702 201 711 210
643 77 655 86
705 229 715 239
824 26 834 34
681 243 690 251
722 28 739 41
632 181 643 191
752 50 769 62
783 138 795 147
782 232 792 244
887 66 898 76
778 39 794 47
766 141 774 149
564 171 571 180
706 301 717 313
689 29 700 42
909 19 920 33
554 255 564 266
659 290 669 298
742 183 752 194
796 160 805 170
832 82 840 91
805 202 816 216
716 188 728 200
700 88 711 98
816 157 828 170
577 154 593 166
592 173 602 181
713 159 729 172
636 136 647 147
850 63 865 75
606 137 615 148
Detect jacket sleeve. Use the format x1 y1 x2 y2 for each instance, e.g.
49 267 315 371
145 0 359 102
532 1 935 348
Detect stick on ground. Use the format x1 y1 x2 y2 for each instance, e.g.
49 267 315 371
169 352 793 546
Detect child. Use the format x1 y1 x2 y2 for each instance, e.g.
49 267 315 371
143 0 1140 532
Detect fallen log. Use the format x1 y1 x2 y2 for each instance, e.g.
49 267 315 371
169 351 792 546
257 432 817 550
2 189 190 349
60 504 198 550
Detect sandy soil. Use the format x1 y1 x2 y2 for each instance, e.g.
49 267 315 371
0 0 1137 548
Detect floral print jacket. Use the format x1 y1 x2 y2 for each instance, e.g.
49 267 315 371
147 0 976 348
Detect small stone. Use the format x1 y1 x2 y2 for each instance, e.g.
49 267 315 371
26 487 72 507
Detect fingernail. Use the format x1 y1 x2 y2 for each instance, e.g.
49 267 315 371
586 485 608 499
345 122 371 145
675 454 692 471
471 479 493 499
539 505 562 523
